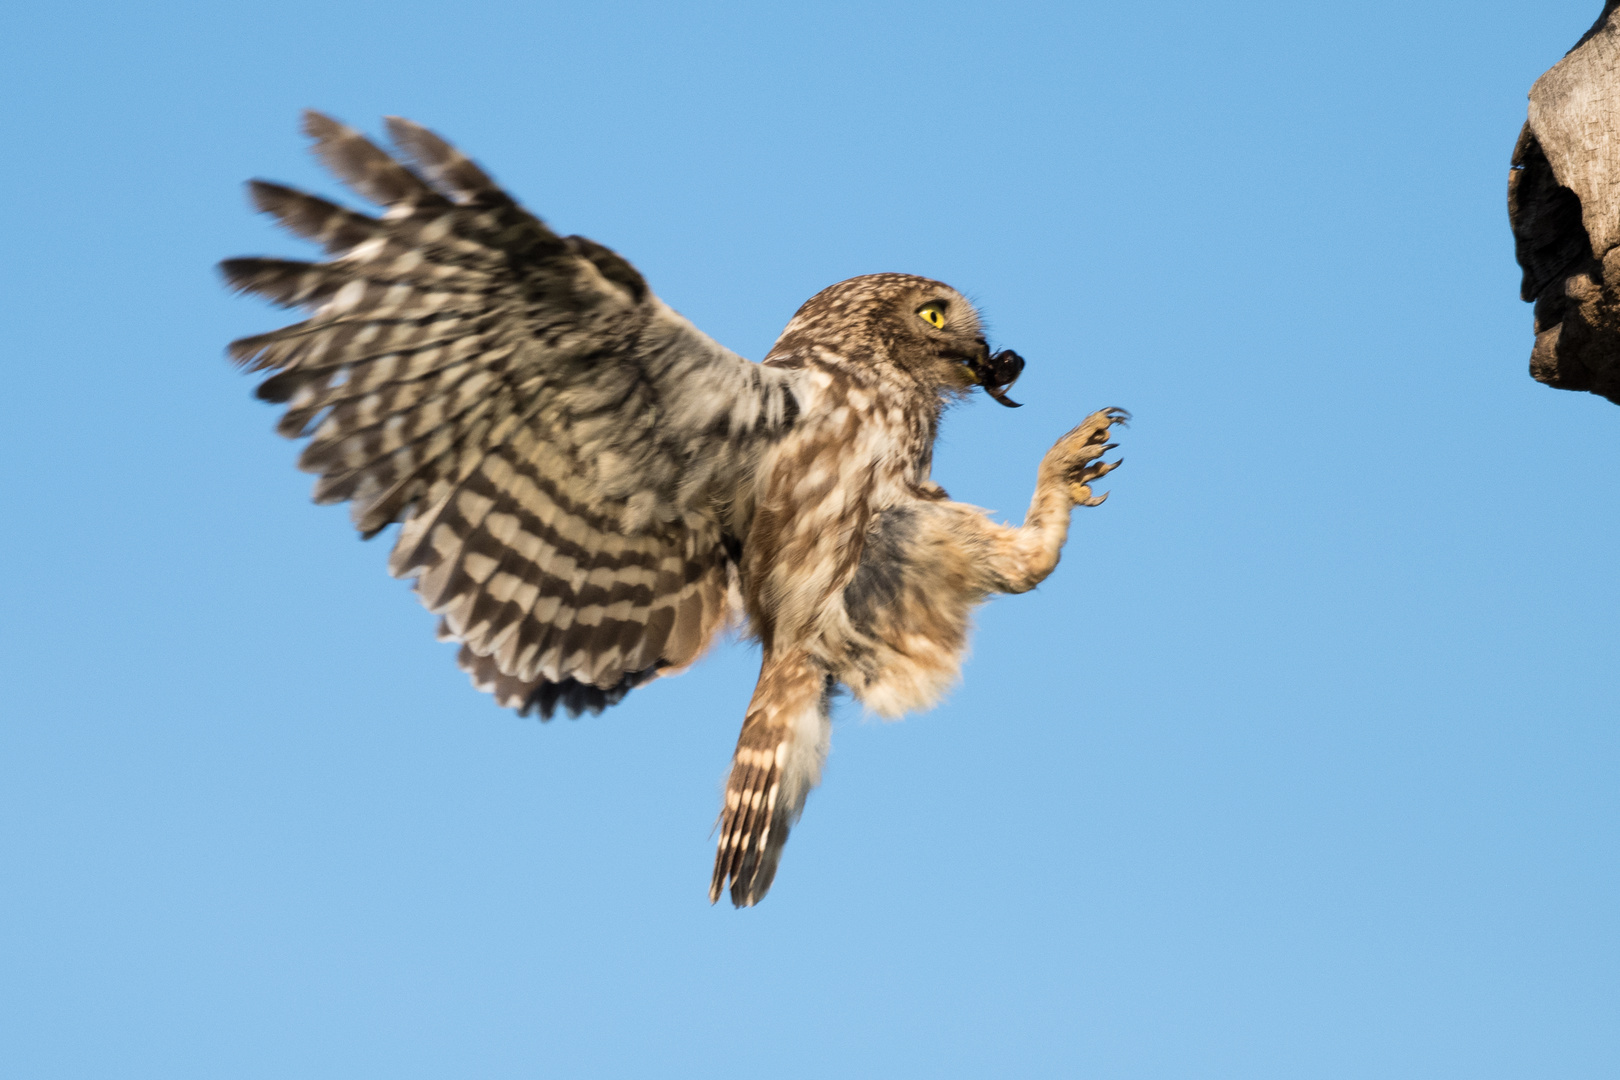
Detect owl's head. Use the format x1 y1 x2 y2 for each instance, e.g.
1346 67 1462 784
767 273 1026 407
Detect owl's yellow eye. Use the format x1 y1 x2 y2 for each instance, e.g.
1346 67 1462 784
917 303 946 329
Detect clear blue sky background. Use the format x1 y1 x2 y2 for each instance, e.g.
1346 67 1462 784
2 1 1616 1076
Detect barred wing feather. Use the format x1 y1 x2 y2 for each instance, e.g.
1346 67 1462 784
223 113 800 716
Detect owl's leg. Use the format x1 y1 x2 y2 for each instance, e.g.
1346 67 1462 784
710 650 832 907
982 407 1127 595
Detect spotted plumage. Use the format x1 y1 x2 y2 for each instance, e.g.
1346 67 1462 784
223 113 1126 906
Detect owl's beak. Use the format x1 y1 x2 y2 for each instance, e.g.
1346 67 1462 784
971 348 1025 408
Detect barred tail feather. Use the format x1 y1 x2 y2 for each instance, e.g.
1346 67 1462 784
710 653 831 907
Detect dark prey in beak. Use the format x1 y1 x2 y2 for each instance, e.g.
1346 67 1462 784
973 348 1026 407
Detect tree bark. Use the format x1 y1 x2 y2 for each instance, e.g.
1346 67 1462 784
1510 1 1620 403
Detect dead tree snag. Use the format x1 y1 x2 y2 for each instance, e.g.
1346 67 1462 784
1510 1 1620 402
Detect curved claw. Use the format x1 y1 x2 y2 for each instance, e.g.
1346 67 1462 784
1076 458 1122 483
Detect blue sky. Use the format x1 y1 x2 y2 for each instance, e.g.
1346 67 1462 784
2 1 1616 1076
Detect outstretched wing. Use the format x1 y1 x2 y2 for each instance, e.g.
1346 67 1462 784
223 113 801 716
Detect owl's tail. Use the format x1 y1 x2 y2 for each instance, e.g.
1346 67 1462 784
710 651 832 907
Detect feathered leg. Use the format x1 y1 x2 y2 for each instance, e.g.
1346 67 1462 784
710 651 831 907
982 407 1129 595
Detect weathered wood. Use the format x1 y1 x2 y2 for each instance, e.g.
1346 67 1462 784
1510 1 1620 402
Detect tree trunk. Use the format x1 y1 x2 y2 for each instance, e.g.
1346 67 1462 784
1510 1 1620 403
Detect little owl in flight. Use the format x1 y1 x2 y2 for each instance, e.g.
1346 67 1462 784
221 113 1126 906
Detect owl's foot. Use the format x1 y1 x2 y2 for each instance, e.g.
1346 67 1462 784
1047 407 1128 506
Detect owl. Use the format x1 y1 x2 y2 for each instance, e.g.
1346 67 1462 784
222 113 1126 906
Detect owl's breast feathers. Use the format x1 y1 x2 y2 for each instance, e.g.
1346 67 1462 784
736 355 976 715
